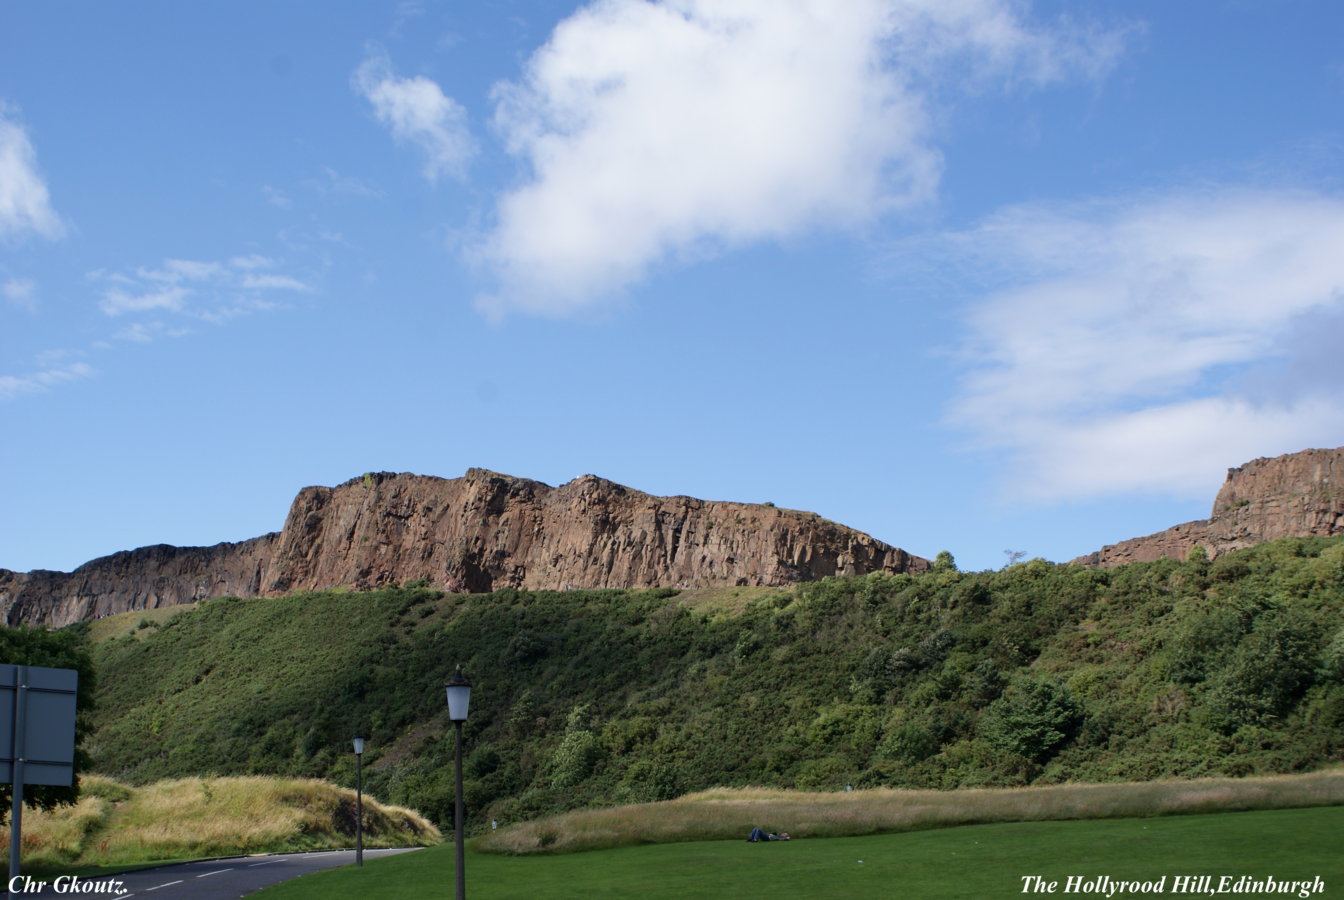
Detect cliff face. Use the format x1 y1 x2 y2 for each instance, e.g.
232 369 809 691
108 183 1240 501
1074 447 1344 567
0 537 278 626
0 469 927 627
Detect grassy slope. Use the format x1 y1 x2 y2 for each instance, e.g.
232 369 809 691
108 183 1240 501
476 771 1344 855
81 536 1344 830
1 774 438 874
254 806 1344 900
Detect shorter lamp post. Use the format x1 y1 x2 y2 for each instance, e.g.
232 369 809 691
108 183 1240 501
353 734 366 867
445 668 472 900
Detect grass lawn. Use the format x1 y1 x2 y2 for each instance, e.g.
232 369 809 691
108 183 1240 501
255 806 1343 899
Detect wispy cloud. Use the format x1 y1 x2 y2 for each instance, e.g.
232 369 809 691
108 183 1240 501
5 254 314 401
939 187 1344 501
99 285 189 316
304 166 385 201
92 255 309 322
2 277 37 312
353 50 475 182
111 321 195 343
90 255 312 323
262 185 292 209
473 0 1127 317
240 273 312 292
389 0 427 39
0 103 65 242
0 361 95 401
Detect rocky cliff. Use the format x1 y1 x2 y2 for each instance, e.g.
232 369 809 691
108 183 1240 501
1074 446 1344 567
0 469 928 627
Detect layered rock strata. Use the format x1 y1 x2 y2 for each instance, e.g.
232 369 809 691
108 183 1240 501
1074 447 1344 567
0 469 927 627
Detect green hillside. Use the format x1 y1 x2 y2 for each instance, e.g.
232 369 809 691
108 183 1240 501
78 536 1344 831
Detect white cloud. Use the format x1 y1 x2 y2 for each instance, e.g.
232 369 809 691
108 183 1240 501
475 0 1125 317
112 322 195 343
136 258 225 284
3 277 37 312
239 273 312 292
91 255 312 319
262 185 292 209
34 347 83 367
228 254 277 271
0 361 95 401
99 285 189 316
390 1 427 38
353 52 474 182
0 104 64 242
942 188 1344 501
305 166 385 200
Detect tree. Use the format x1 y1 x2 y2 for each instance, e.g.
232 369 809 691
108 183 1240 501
932 551 958 573
979 677 1081 763
0 625 96 822
1200 615 1318 733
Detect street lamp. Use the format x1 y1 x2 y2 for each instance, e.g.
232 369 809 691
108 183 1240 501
353 734 366 867
445 668 472 900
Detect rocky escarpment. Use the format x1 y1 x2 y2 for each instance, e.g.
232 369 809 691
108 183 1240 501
0 537 278 627
1074 446 1344 567
0 469 928 627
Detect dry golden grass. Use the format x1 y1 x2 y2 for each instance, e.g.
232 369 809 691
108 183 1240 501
672 586 787 618
1 774 439 870
478 769 1344 855
84 604 199 644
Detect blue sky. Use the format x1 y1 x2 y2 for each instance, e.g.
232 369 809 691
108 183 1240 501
2 0 1342 576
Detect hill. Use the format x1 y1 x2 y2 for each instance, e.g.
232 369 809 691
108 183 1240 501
77 534 1344 830
1075 446 1343 566
0 469 926 627
5 447 1341 628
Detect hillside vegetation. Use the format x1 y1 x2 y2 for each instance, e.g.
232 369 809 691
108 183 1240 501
0 774 438 872
79 536 1344 831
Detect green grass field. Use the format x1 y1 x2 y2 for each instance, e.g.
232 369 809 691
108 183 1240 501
255 806 1343 899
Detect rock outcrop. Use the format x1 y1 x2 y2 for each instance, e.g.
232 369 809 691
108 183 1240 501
1074 447 1344 567
0 469 928 627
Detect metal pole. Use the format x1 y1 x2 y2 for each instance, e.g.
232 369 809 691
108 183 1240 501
8 668 28 900
355 749 363 867
454 719 465 900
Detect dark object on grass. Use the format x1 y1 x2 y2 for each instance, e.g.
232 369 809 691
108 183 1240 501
747 828 791 842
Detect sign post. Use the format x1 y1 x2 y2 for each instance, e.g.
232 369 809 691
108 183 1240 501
0 665 79 895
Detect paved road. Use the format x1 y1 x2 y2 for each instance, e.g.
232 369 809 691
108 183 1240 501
8 847 421 899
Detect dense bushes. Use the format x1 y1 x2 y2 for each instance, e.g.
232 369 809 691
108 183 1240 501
81 536 1344 830
0 624 97 820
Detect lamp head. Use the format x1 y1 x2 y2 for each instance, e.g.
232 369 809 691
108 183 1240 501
445 667 472 723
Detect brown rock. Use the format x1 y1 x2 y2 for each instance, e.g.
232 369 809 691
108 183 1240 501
0 469 927 627
1074 446 1344 567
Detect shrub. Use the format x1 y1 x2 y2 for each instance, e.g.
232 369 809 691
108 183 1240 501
1200 615 1318 733
980 678 1082 763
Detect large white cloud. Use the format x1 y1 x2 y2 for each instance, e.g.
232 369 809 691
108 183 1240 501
474 0 1125 316
943 188 1344 501
0 104 64 242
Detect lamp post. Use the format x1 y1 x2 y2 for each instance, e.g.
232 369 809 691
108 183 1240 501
353 734 365 867
445 668 472 900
